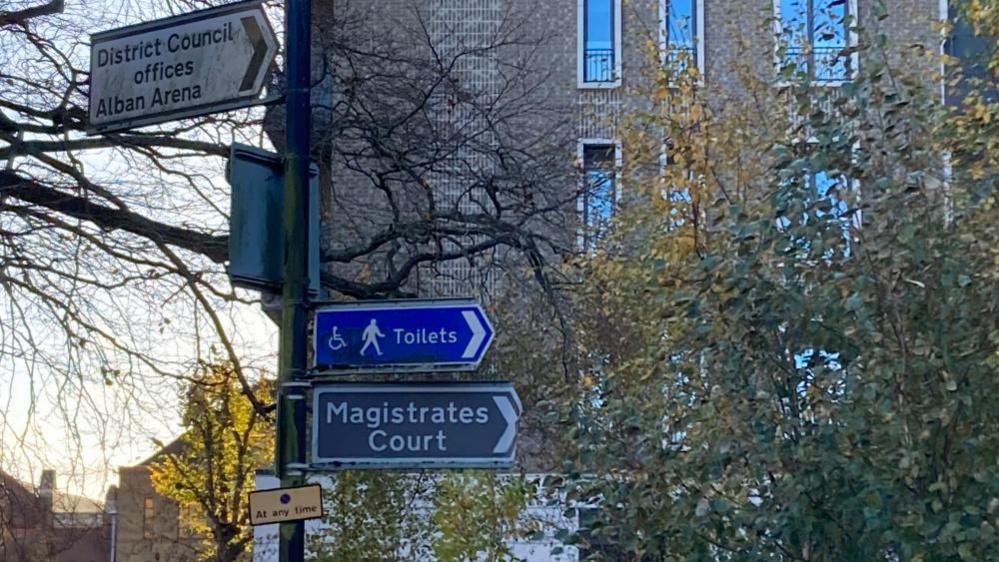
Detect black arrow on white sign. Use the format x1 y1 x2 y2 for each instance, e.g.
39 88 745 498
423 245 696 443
239 15 269 93
88 0 278 133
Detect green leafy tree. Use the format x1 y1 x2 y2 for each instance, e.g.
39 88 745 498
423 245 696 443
305 472 539 562
430 473 533 562
562 8 999 562
150 363 274 562
306 472 423 561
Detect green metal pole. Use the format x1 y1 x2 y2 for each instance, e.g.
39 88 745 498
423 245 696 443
277 0 311 561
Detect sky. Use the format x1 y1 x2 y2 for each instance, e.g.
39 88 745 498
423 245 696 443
1 297 278 499
0 0 283 500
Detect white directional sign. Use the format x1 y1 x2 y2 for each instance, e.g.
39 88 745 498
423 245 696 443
88 0 277 133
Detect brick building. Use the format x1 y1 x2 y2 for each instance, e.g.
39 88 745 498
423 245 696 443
109 441 205 562
279 0 949 303
0 469 108 562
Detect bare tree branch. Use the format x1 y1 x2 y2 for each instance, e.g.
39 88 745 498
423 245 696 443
0 170 228 262
0 0 63 27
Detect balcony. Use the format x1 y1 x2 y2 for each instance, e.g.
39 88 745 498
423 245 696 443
783 45 851 83
584 48 615 83
664 45 697 74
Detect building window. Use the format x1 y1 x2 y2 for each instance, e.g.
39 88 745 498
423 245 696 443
661 0 704 74
659 140 696 230
780 170 852 225
945 4 998 106
143 497 154 539
811 170 852 238
777 165 855 261
579 0 622 86
579 143 618 249
774 0 856 83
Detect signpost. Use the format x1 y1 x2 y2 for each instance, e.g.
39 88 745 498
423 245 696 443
312 300 494 372
88 0 277 133
312 383 521 469
88 1 517 559
249 484 324 526
276 0 311 560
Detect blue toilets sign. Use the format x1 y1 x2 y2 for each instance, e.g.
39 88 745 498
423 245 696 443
312 299 494 372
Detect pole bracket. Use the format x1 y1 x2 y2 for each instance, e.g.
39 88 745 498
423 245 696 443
282 463 309 476
281 381 312 388
281 381 311 400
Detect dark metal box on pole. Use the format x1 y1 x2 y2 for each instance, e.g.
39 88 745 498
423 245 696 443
226 144 320 296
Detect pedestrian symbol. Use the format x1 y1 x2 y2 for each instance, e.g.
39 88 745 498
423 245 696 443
360 319 385 356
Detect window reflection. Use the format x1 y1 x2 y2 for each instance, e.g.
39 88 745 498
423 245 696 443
584 0 616 82
665 0 698 71
581 145 616 249
778 0 851 82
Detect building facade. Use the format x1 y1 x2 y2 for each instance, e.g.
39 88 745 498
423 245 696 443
111 445 205 562
288 0 947 302
0 469 108 562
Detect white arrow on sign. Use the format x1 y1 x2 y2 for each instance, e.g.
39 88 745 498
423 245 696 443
492 395 520 454
88 0 278 133
461 310 487 359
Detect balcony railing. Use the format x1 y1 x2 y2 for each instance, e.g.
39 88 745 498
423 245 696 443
664 45 697 73
783 45 850 82
584 48 615 83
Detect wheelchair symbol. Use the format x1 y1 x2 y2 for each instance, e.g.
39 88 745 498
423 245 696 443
327 326 347 352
